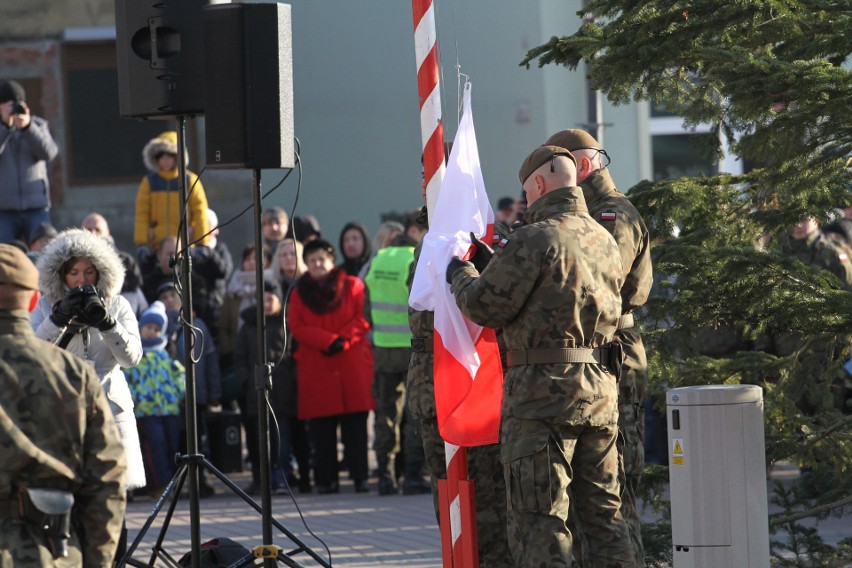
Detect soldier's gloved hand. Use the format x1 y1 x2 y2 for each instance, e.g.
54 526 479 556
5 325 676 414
446 256 474 284
50 287 86 327
468 232 494 273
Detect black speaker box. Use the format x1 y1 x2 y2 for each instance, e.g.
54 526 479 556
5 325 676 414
115 0 208 119
202 3 294 169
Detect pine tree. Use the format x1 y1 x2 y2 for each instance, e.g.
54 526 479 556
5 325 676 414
523 1 851 563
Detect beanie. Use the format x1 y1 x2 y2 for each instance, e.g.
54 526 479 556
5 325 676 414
0 80 25 104
139 301 169 351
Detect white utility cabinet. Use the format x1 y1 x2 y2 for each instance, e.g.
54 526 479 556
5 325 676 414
667 385 770 567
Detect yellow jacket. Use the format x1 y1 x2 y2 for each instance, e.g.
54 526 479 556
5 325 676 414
134 168 210 247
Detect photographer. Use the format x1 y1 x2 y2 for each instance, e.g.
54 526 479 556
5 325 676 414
30 228 145 560
0 80 59 244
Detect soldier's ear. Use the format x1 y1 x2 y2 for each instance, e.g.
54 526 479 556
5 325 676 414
28 290 40 313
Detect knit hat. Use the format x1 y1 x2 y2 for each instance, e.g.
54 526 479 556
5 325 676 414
263 278 282 297
139 301 169 351
0 80 25 104
0 243 39 290
302 238 336 263
518 145 577 184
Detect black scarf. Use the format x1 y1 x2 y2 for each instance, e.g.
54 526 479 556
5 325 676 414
296 267 348 314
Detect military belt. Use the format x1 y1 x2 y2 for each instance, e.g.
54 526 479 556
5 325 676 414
506 347 607 367
410 336 433 353
617 314 635 330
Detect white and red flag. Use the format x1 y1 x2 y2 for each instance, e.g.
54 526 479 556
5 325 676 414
409 82 503 447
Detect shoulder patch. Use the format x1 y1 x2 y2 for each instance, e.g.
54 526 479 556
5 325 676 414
600 211 617 221
493 236 510 249
839 253 849 263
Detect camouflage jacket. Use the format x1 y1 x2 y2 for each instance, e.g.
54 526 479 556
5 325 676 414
0 310 127 567
407 242 437 419
582 168 652 314
450 187 624 425
779 230 852 289
582 169 653 404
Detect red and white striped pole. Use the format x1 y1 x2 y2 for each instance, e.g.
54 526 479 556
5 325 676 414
412 2 478 567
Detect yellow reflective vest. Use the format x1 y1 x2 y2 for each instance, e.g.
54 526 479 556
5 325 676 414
365 246 415 348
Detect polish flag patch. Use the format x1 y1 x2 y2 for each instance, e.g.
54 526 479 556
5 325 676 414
840 253 849 263
600 211 617 221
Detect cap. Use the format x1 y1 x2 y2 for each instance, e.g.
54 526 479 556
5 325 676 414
29 222 57 245
0 80 25 104
518 145 577 184
544 129 601 152
0 243 39 290
497 197 515 212
156 281 177 299
263 279 282 296
139 301 168 332
302 238 336 262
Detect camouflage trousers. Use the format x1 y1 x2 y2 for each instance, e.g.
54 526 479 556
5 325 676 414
420 417 512 567
618 402 645 567
373 367 425 476
1 521 84 567
502 416 636 568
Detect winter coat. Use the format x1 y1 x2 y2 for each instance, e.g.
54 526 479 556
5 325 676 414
0 117 59 211
134 133 208 247
234 307 296 417
288 268 374 419
31 228 147 489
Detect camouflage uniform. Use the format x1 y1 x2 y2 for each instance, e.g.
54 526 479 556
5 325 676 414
407 230 512 566
580 168 653 566
778 230 852 289
449 186 635 567
0 308 127 567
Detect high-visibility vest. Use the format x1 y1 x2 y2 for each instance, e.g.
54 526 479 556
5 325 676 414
365 246 415 348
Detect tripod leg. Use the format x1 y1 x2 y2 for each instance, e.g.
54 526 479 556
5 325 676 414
118 462 188 568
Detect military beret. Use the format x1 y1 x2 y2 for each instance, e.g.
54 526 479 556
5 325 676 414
518 145 577 184
0 243 39 290
544 129 601 152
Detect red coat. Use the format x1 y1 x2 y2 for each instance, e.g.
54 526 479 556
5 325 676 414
289 269 375 419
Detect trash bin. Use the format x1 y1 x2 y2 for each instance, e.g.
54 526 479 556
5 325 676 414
207 411 243 473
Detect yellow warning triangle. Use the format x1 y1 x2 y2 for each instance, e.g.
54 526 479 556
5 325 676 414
674 441 683 454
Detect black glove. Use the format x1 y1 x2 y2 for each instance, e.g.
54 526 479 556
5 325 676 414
322 336 347 357
73 292 116 331
50 288 87 327
468 232 494 273
446 256 474 285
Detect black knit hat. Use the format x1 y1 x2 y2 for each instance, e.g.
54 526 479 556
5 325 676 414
0 80 25 103
302 238 336 263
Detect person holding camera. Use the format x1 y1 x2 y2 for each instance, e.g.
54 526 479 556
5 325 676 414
0 80 59 245
30 228 146 559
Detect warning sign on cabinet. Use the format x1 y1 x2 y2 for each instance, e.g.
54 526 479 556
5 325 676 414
672 438 684 465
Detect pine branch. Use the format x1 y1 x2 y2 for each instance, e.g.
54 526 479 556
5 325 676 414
770 494 852 526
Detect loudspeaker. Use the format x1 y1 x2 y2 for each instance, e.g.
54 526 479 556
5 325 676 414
202 3 294 169
114 0 208 119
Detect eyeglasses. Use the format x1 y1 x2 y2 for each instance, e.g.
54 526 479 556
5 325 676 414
570 146 612 168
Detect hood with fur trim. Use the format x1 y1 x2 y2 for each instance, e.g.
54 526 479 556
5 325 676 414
36 228 126 304
142 131 190 173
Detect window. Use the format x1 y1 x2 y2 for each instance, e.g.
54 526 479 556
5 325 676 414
61 40 187 185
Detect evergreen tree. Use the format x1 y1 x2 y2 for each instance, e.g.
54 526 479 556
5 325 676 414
523 1 851 563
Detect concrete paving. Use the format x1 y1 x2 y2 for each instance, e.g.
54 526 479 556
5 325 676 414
124 463 850 567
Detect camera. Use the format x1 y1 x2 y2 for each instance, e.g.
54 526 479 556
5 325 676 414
10 100 26 115
76 284 106 322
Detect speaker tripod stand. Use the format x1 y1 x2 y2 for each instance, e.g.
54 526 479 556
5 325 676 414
118 117 330 568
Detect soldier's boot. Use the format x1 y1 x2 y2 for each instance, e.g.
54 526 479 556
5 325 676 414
401 453 431 495
376 459 398 496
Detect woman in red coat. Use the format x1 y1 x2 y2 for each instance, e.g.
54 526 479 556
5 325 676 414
289 238 374 493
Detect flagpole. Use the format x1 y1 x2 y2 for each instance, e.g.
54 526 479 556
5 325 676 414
411 2 477 567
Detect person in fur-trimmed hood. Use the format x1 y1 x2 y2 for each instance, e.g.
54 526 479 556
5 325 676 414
31 228 147 494
133 131 210 249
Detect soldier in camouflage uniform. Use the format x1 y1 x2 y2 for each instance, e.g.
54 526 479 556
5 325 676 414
446 146 635 567
546 129 653 566
407 207 513 566
778 216 852 289
0 244 127 567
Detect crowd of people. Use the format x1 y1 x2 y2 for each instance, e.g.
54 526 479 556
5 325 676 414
3 87 851 566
